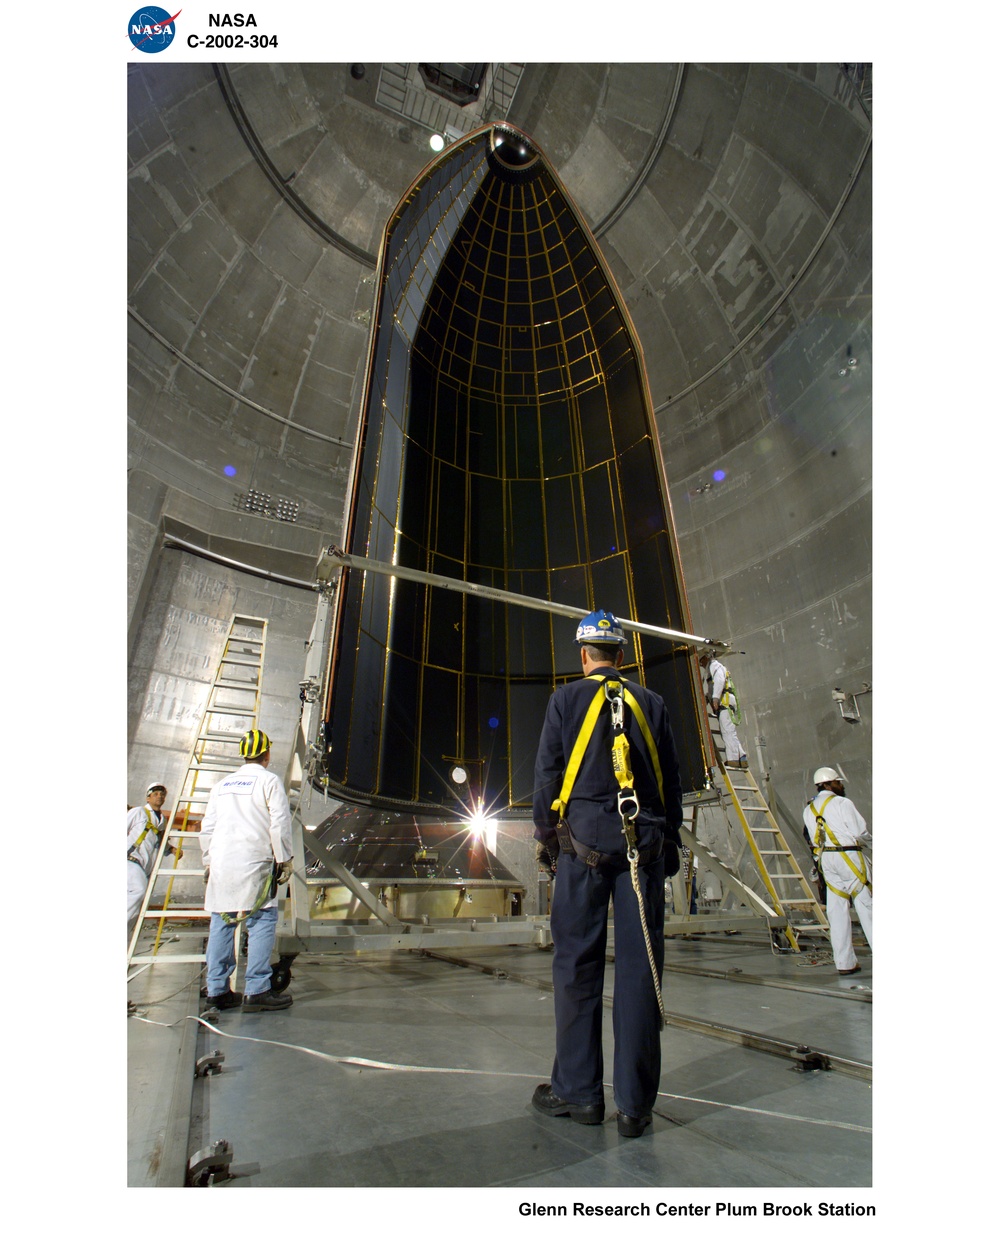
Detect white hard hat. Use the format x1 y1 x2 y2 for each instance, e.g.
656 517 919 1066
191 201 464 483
813 766 842 786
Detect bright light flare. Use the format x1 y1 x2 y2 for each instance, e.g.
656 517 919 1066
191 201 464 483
459 800 499 855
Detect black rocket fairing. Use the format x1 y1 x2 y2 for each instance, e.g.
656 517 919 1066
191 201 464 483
322 124 708 814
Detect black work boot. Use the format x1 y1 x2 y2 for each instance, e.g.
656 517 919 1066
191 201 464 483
531 1083 604 1124
242 989 293 1012
205 989 243 1011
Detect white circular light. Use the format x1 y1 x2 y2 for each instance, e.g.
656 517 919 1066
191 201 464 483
451 765 468 785
429 134 445 152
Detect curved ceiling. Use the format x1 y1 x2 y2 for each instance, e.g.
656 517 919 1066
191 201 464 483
128 62 870 529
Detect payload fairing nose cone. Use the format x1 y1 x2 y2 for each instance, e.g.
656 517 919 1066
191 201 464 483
322 124 707 813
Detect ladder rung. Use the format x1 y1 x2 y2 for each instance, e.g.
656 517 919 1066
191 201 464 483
209 701 258 712
142 909 210 918
129 954 207 964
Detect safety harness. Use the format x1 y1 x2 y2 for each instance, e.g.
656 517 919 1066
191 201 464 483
127 807 161 866
549 672 668 1026
808 793 871 899
718 664 742 724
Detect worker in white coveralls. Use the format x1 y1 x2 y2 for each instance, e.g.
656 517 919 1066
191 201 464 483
803 766 872 976
199 729 295 1012
127 783 181 934
699 651 747 768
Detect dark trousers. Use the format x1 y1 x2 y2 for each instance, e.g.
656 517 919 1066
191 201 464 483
549 850 665 1118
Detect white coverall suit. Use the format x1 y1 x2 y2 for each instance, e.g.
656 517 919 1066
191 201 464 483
803 790 873 971
199 763 293 997
705 658 745 763
127 803 165 928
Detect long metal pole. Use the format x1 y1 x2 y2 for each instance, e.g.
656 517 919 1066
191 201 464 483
320 547 731 651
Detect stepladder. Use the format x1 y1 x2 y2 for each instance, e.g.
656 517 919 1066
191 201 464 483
703 712 829 950
127 614 269 971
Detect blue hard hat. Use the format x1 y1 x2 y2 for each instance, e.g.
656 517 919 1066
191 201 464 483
575 610 627 647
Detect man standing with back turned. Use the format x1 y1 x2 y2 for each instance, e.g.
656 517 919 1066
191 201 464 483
199 729 295 1012
532 610 684 1138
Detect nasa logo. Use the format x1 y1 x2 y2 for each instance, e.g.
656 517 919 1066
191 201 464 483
128 6 180 53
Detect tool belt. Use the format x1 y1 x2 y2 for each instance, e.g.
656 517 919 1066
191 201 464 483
820 844 862 852
127 853 143 866
553 819 663 869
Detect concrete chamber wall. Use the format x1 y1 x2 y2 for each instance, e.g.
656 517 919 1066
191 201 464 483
127 62 872 839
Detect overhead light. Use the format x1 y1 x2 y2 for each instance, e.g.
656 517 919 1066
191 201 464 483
429 133 445 152
450 765 468 785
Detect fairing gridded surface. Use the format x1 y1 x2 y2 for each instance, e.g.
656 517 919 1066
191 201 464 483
323 125 707 813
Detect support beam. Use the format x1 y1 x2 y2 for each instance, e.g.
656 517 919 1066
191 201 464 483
317 547 731 652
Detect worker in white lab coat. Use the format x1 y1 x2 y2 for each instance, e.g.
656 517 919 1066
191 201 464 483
199 729 294 1012
803 766 872 975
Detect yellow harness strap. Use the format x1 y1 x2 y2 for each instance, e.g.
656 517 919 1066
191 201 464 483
621 688 664 805
551 675 608 820
809 794 869 899
129 808 160 853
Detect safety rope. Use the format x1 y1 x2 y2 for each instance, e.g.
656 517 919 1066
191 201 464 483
219 862 276 926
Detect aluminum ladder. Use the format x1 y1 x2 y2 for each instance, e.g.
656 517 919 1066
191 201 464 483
127 614 268 970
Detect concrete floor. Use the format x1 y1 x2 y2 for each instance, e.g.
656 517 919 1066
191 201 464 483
127 922 872 1196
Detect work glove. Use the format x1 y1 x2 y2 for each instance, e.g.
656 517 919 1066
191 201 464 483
535 838 558 878
276 860 293 884
203 866 210 884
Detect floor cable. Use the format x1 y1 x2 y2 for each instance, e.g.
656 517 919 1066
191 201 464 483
131 1011 871 1135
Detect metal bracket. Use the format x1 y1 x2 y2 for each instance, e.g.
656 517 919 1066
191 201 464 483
195 1050 225 1078
791 1046 831 1073
186 1139 234 1186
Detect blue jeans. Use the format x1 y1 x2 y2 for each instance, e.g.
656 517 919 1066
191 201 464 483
206 906 277 997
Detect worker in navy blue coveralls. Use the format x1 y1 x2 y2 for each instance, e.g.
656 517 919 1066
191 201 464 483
531 610 683 1138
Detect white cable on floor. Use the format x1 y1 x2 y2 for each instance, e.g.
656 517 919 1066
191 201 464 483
132 1012 871 1135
